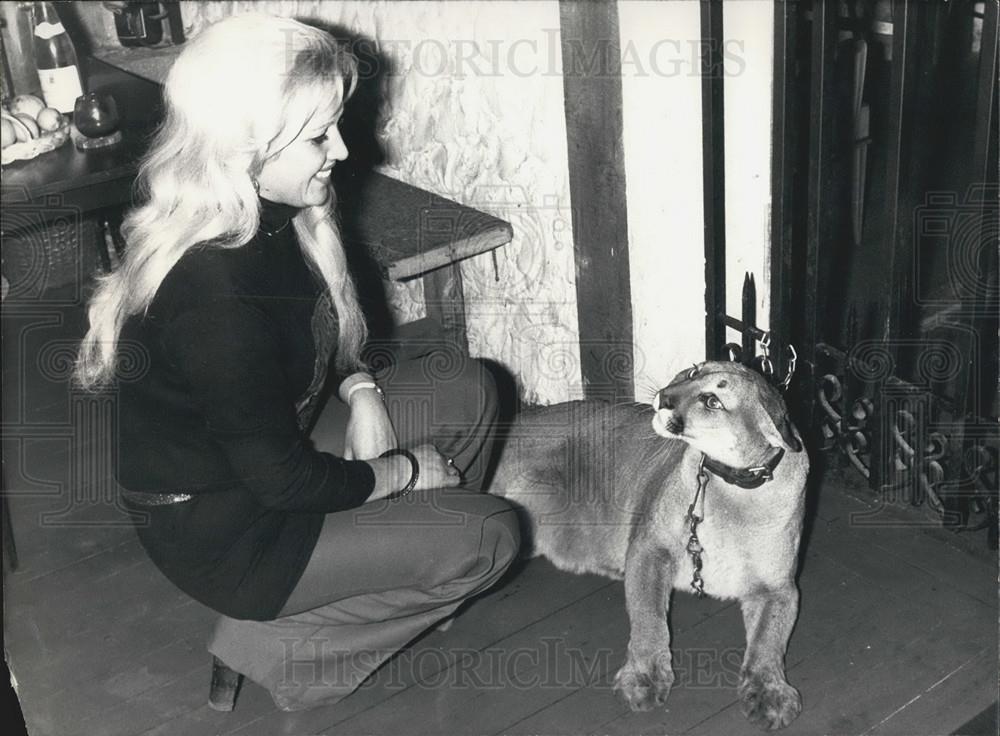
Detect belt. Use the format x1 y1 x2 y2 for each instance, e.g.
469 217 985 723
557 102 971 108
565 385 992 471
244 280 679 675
121 489 195 506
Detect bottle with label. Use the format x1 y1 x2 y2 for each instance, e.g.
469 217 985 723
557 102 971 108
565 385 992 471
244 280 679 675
31 1 83 114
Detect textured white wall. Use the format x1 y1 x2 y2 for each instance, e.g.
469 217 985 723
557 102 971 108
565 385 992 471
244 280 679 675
620 0 773 398
182 0 582 404
619 0 707 401
724 0 774 348
92 1 774 405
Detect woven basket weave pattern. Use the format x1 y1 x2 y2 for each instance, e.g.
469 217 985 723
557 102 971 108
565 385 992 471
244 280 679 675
2 216 102 298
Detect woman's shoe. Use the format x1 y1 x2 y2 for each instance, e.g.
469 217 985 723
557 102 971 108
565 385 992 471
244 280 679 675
208 656 243 711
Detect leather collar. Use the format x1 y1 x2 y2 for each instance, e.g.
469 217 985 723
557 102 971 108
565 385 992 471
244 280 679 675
702 446 786 489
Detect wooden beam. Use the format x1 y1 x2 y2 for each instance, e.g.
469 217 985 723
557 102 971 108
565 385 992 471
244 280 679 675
803 0 838 431
701 0 727 361
559 0 634 401
882 0 920 347
769 0 800 385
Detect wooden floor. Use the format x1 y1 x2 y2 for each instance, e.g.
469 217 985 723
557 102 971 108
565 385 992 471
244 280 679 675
3 289 997 736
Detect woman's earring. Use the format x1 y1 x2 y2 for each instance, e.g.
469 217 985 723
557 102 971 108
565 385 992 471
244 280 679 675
251 177 260 194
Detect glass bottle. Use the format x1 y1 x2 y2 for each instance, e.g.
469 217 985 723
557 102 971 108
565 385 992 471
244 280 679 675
30 1 83 114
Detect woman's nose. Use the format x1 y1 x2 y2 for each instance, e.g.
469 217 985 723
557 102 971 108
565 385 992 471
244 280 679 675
327 128 348 162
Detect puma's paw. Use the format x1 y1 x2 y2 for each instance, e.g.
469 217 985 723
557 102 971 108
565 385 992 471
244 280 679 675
738 674 802 730
613 653 674 712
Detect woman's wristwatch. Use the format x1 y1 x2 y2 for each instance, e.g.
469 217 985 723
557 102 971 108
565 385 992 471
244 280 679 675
379 448 419 498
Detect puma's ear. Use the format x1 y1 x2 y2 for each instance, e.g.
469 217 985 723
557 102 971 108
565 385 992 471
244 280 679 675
758 387 803 452
776 414 802 452
667 363 701 388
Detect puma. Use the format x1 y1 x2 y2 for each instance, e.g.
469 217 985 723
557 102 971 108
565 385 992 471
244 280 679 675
491 361 808 730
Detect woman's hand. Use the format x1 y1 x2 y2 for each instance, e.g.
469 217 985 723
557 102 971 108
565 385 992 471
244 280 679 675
367 443 462 501
409 444 462 491
343 387 397 460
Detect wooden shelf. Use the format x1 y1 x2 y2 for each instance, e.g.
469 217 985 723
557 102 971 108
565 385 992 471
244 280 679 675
344 173 512 281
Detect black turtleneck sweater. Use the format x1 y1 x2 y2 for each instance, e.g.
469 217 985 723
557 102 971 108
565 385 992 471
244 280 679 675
117 199 375 620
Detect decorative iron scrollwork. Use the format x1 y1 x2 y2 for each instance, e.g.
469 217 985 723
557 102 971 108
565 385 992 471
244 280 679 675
872 408 947 513
817 373 844 452
844 396 875 480
880 408 947 512
962 442 999 540
816 372 875 478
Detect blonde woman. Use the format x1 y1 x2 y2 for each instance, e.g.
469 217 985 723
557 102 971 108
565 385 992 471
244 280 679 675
76 14 518 710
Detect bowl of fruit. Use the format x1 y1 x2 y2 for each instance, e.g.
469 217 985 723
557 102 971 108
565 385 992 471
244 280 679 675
1 94 71 166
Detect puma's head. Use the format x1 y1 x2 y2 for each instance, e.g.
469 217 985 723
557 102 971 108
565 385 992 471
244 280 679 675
651 361 802 468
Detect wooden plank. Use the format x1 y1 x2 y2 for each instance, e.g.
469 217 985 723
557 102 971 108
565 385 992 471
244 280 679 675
502 595 749 735
7 557 170 658
423 263 468 353
320 573 735 736
27 629 211 735
559 0 634 400
599 489 995 735
686 552 994 734
313 582 628 736
4 536 145 605
864 649 996 736
809 482 996 606
701 0 728 361
63 660 217 736
791 594 990 735
511 529 869 735
10 586 210 692
4 442 132 580
342 173 514 281
140 560 611 736
597 550 870 735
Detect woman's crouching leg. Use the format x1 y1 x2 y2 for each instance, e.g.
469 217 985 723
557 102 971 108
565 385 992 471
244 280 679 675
208 492 520 710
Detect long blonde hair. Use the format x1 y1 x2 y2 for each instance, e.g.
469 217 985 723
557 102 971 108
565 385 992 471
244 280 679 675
75 14 367 388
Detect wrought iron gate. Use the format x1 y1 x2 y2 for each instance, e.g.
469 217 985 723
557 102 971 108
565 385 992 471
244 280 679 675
703 0 999 548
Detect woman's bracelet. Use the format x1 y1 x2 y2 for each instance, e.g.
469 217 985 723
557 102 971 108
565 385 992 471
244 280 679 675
346 380 383 403
379 448 419 498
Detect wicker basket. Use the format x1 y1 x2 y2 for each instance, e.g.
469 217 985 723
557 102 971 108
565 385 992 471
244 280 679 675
0 121 71 166
1 213 102 298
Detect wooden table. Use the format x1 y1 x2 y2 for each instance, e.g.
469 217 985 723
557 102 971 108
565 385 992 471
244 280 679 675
1 59 512 350
0 59 163 214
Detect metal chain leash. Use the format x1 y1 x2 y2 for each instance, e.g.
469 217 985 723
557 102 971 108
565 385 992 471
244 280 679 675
757 331 798 392
759 332 774 377
685 457 710 599
781 343 798 391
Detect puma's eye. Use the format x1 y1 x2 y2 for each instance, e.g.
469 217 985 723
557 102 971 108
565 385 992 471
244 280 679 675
702 394 725 410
